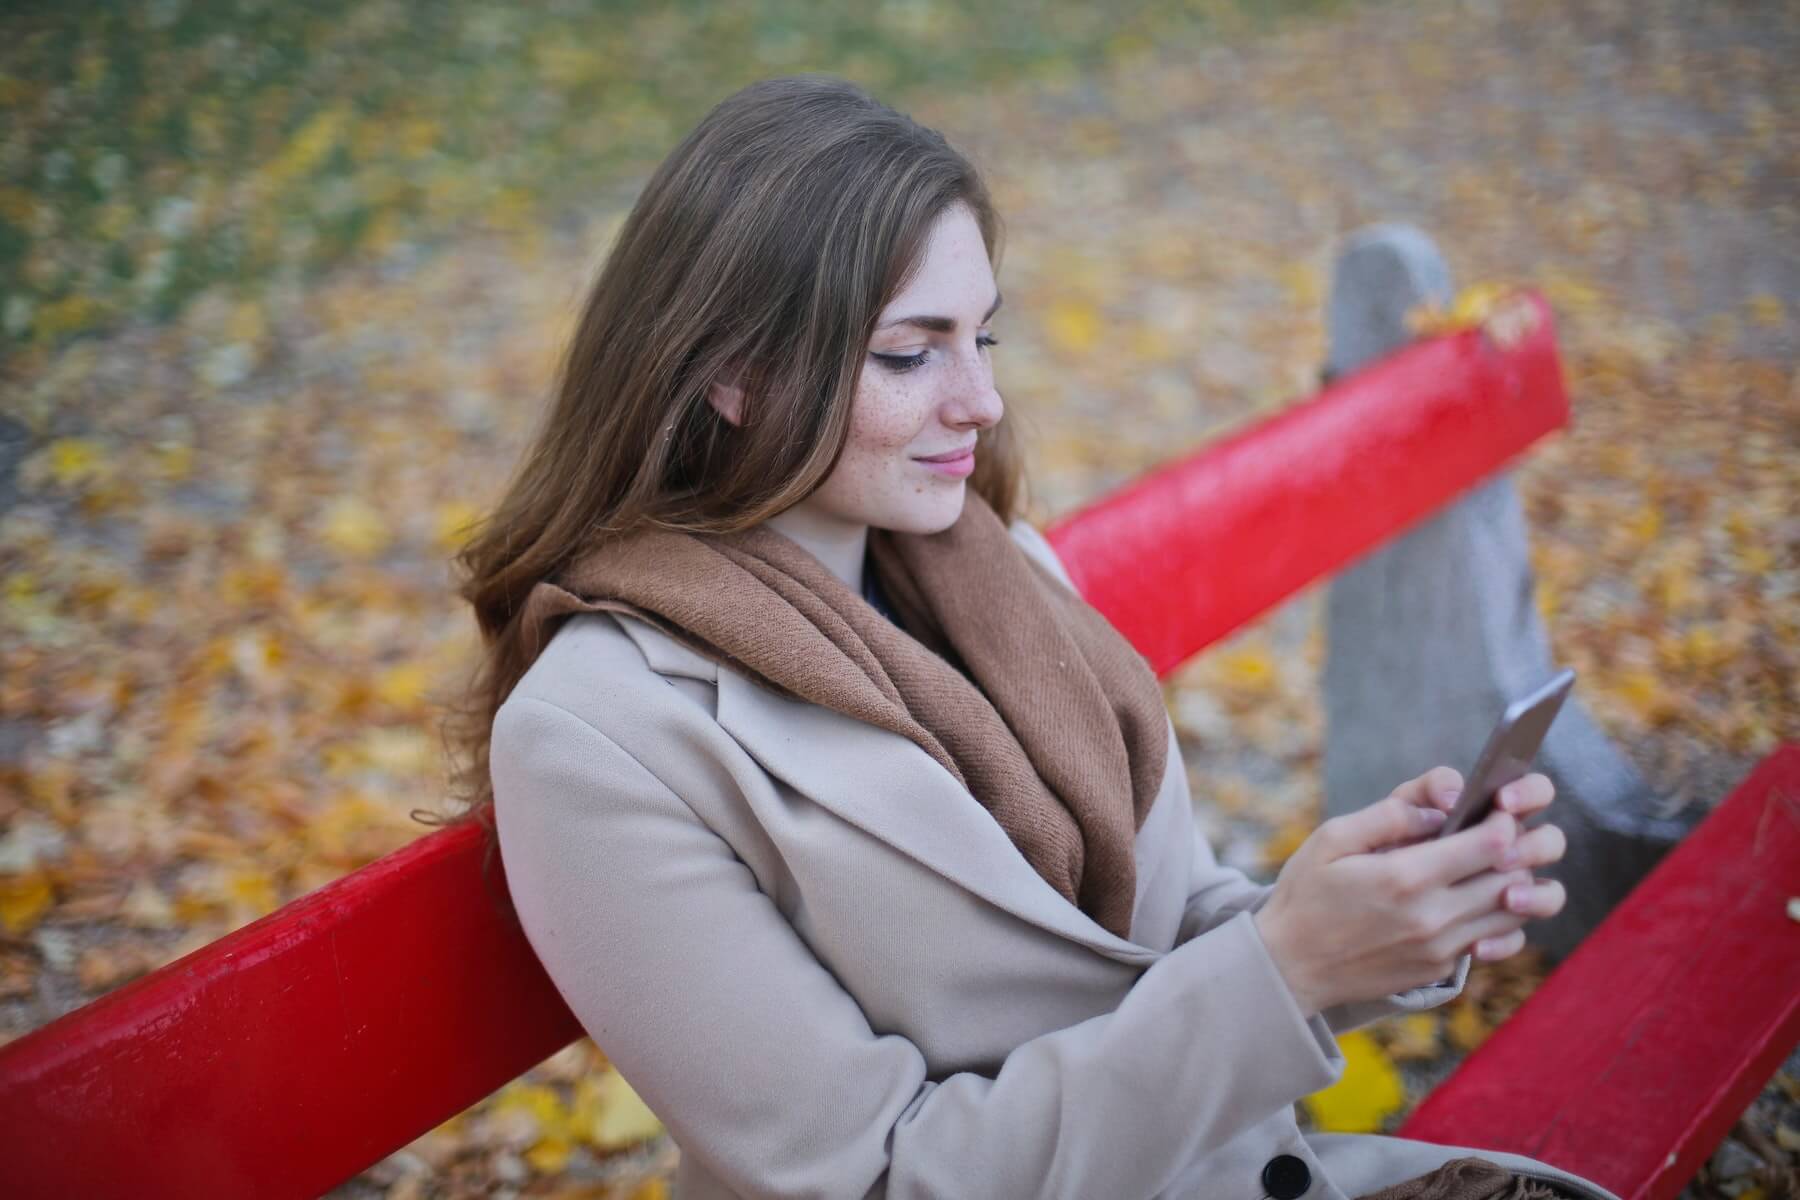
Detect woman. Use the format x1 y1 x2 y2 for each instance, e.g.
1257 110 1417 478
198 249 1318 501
450 75 1619 1200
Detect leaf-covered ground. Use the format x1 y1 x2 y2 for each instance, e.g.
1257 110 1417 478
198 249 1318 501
1 0 1795 1197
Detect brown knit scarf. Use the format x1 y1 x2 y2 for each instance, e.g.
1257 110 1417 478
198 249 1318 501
1354 1157 1580 1200
514 490 1170 940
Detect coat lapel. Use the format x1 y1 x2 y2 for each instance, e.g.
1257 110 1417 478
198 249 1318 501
609 607 1164 966
713 661 1162 966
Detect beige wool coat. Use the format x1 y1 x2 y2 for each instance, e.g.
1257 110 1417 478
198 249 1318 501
489 517 1622 1200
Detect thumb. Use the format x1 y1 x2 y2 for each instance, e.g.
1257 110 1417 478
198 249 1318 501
1325 793 1447 858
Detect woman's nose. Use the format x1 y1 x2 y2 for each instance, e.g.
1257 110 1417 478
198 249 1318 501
945 354 1003 429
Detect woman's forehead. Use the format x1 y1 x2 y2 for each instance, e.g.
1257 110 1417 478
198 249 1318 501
879 208 997 323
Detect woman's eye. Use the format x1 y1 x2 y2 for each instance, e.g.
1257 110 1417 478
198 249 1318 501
872 334 1000 375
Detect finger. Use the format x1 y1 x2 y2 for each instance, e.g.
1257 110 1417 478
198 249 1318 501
1325 793 1447 858
1389 766 1466 814
1437 908 1528 960
1495 772 1554 818
1384 806 1517 889
1437 866 1535 926
1500 877 1566 919
1501 822 1568 871
1474 928 1527 962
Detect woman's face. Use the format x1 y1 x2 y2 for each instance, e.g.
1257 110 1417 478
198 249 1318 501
806 201 1005 536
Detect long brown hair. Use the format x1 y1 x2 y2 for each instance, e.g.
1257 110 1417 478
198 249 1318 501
434 75 1027 849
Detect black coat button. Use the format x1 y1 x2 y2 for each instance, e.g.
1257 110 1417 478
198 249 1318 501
1261 1153 1312 1199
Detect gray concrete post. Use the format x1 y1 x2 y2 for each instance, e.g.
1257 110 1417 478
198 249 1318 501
1317 223 1701 963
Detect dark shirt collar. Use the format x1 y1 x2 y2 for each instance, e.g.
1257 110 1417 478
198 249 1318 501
862 557 899 625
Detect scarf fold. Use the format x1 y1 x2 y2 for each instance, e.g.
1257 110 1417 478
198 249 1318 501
1354 1157 1579 1200
514 491 1170 940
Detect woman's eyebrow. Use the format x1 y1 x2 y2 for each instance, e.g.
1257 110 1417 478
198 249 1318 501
877 291 1003 333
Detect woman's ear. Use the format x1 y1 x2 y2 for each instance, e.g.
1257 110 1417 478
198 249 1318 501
707 374 747 427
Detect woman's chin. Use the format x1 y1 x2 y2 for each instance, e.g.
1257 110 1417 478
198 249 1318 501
875 490 965 536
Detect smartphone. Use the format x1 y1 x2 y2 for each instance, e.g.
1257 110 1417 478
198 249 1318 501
1436 668 1576 839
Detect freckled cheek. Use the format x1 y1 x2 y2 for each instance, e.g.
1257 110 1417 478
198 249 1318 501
852 379 931 458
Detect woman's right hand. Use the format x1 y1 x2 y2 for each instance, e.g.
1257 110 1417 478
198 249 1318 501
1250 767 1558 1018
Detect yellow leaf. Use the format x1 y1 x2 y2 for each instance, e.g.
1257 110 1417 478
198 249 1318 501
1303 1030 1405 1133
307 790 414 866
220 563 286 608
1382 1013 1441 1062
1446 998 1491 1052
1261 819 1312 871
227 300 268 347
1745 293 1785 327
486 187 536 235
629 1180 670 1200
1736 543 1774 574
374 661 432 710
1534 578 1560 627
1538 270 1606 315
1126 323 1180 365
224 867 280 921
0 871 55 936
1615 669 1679 725
1216 646 1275 693
495 1081 569 1141
586 1068 664 1151
46 438 105 487
151 441 194 483
231 628 287 688
525 1133 574 1175
119 879 177 930
399 117 441 159
433 501 482 552
1279 260 1322 310
34 295 104 338
1646 565 1698 615
261 105 350 192
1044 300 1102 355
360 727 435 775
319 497 391 559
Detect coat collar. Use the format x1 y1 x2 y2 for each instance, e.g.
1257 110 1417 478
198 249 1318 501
610 613 1163 967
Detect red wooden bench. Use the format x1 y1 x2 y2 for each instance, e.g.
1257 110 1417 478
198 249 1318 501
1397 743 1800 1198
2 290 1791 1199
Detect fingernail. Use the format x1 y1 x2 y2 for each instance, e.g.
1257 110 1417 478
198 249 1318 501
1420 807 1447 827
1498 786 1516 811
1441 788 1462 808
1500 846 1523 868
1506 885 1530 910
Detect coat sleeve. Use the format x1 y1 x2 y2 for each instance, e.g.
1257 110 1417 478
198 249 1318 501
491 694 1346 1200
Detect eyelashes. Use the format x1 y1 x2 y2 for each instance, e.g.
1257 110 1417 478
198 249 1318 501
872 334 1000 375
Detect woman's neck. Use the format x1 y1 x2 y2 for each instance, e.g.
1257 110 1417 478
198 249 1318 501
762 505 869 595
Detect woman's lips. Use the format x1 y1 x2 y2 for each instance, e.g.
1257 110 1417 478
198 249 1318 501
914 447 975 478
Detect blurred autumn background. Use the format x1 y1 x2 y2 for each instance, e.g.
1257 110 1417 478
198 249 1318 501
1 0 1795 1196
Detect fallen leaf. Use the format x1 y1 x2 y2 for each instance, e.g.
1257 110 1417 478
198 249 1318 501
1380 1013 1441 1062
0 871 56 935
1445 997 1492 1053
1303 1030 1405 1133
584 1068 665 1151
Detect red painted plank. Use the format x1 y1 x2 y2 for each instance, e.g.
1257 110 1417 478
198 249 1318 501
0 818 583 1200
1046 289 1569 674
1398 744 1800 1200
